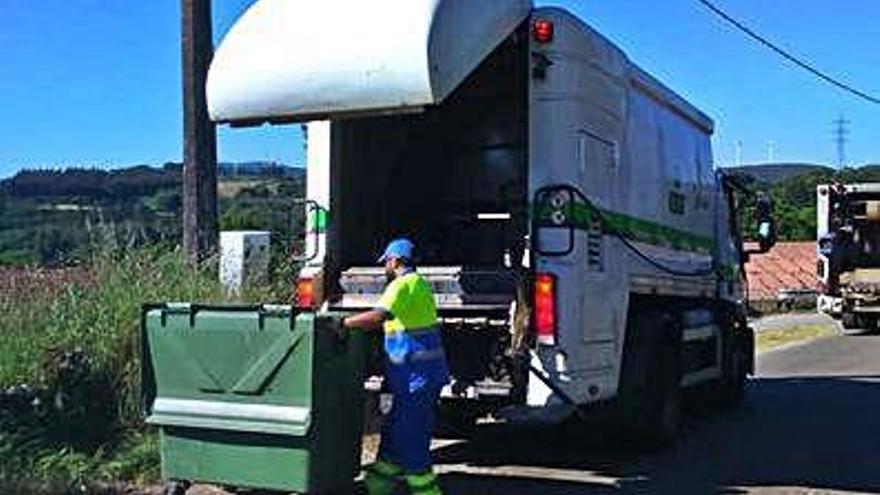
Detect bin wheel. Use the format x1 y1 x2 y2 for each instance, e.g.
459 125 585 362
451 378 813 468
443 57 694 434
163 481 190 495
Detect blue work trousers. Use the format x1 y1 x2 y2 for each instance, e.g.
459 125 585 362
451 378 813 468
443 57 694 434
378 331 449 472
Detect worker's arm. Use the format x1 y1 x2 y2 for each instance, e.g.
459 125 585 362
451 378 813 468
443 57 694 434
344 276 405 330
343 309 389 330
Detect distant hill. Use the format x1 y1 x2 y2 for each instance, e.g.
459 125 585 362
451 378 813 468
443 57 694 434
2 162 304 200
161 161 303 179
0 162 305 265
723 163 832 185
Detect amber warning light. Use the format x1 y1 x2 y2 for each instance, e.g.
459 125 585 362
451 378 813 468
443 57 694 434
296 278 315 309
533 19 554 43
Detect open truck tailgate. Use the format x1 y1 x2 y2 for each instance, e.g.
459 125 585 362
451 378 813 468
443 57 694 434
207 0 532 123
141 304 366 493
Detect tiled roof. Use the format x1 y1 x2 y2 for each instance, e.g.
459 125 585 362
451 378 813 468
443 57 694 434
744 242 817 300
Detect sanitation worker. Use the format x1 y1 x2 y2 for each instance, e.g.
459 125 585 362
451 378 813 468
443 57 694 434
343 238 449 495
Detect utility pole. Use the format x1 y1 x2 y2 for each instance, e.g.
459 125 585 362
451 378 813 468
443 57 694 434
833 116 850 170
182 0 218 263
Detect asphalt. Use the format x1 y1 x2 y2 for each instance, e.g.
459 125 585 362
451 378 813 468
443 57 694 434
429 328 880 494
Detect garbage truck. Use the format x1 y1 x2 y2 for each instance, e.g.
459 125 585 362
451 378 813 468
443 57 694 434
206 0 778 434
817 182 880 331
142 1 779 492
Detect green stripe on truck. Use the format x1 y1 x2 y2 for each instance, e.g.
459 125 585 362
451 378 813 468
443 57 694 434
534 201 716 253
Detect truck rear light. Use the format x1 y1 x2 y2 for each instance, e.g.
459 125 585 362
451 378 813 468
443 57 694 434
533 19 554 43
534 273 557 345
295 278 315 309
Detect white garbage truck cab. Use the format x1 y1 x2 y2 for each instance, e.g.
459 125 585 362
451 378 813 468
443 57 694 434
209 0 773 440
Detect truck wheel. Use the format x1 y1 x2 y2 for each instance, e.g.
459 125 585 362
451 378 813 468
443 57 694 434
719 344 748 407
645 344 683 447
618 307 682 449
842 312 859 330
628 340 682 449
717 333 748 408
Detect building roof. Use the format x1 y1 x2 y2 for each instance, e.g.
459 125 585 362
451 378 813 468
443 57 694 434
745 242 817 300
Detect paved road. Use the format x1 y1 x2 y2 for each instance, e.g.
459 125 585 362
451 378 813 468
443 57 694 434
430 331 880 494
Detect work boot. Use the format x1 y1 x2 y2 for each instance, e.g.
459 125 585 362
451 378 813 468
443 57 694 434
405 471 443 495
364 459 402 495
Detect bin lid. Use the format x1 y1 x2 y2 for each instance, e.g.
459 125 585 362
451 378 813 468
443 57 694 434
207 0 533 124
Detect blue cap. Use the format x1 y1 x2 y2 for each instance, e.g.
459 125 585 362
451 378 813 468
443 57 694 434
378 238 415 263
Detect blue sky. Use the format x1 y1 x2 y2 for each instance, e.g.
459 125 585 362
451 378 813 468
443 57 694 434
0 0 877 177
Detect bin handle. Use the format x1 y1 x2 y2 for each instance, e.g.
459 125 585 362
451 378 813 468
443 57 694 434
184 304 293 330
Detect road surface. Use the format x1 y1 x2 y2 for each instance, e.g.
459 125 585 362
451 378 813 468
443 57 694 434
430 330 880 494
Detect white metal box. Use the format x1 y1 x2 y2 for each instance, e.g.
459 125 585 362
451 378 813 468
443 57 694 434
220 231 271 294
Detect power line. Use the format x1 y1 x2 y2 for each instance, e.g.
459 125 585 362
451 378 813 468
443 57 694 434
693 0 880 106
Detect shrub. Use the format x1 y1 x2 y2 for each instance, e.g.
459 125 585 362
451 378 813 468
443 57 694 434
0 246 226 490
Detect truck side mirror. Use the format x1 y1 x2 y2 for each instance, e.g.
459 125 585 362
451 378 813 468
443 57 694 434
755 193 776 253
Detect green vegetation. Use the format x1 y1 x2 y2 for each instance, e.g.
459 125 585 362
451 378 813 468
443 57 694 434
732 164 880 241
0 245 220 492
0 163 306 491
0 237 298 492
0 164 305 266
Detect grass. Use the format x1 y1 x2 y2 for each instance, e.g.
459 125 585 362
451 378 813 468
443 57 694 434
0 236 295 492
755 324 838 352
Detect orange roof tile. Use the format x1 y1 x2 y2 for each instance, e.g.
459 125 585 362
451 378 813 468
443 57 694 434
744 242 816 300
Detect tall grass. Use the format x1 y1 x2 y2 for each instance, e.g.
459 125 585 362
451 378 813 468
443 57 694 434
0 240 279 492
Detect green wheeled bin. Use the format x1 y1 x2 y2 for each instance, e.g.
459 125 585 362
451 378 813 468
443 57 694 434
141 304 366 494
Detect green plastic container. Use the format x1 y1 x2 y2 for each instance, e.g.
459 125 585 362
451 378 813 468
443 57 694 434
141 304 366 494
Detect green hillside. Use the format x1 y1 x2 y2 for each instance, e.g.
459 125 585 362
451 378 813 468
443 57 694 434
729 164 880 242
724 163 832 185
0 164 305 266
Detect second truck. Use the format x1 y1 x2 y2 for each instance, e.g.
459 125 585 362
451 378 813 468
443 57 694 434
817 183 880 331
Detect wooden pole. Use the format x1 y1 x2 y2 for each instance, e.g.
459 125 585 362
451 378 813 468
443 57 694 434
182 0 218 263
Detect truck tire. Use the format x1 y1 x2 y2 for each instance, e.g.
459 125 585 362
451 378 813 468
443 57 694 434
618 307 682 449
637 340 683 448
717 331 748 407
842 311 860 330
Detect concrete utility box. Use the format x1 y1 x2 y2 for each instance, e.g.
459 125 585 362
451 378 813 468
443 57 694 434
220 231 271 294
141 305 367 493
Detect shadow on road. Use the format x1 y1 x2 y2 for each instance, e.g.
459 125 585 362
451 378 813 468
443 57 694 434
430 375 880 494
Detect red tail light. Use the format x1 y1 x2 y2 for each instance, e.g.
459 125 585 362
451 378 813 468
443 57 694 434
296 277 315 309
534 273 557 345
532 19 554 44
